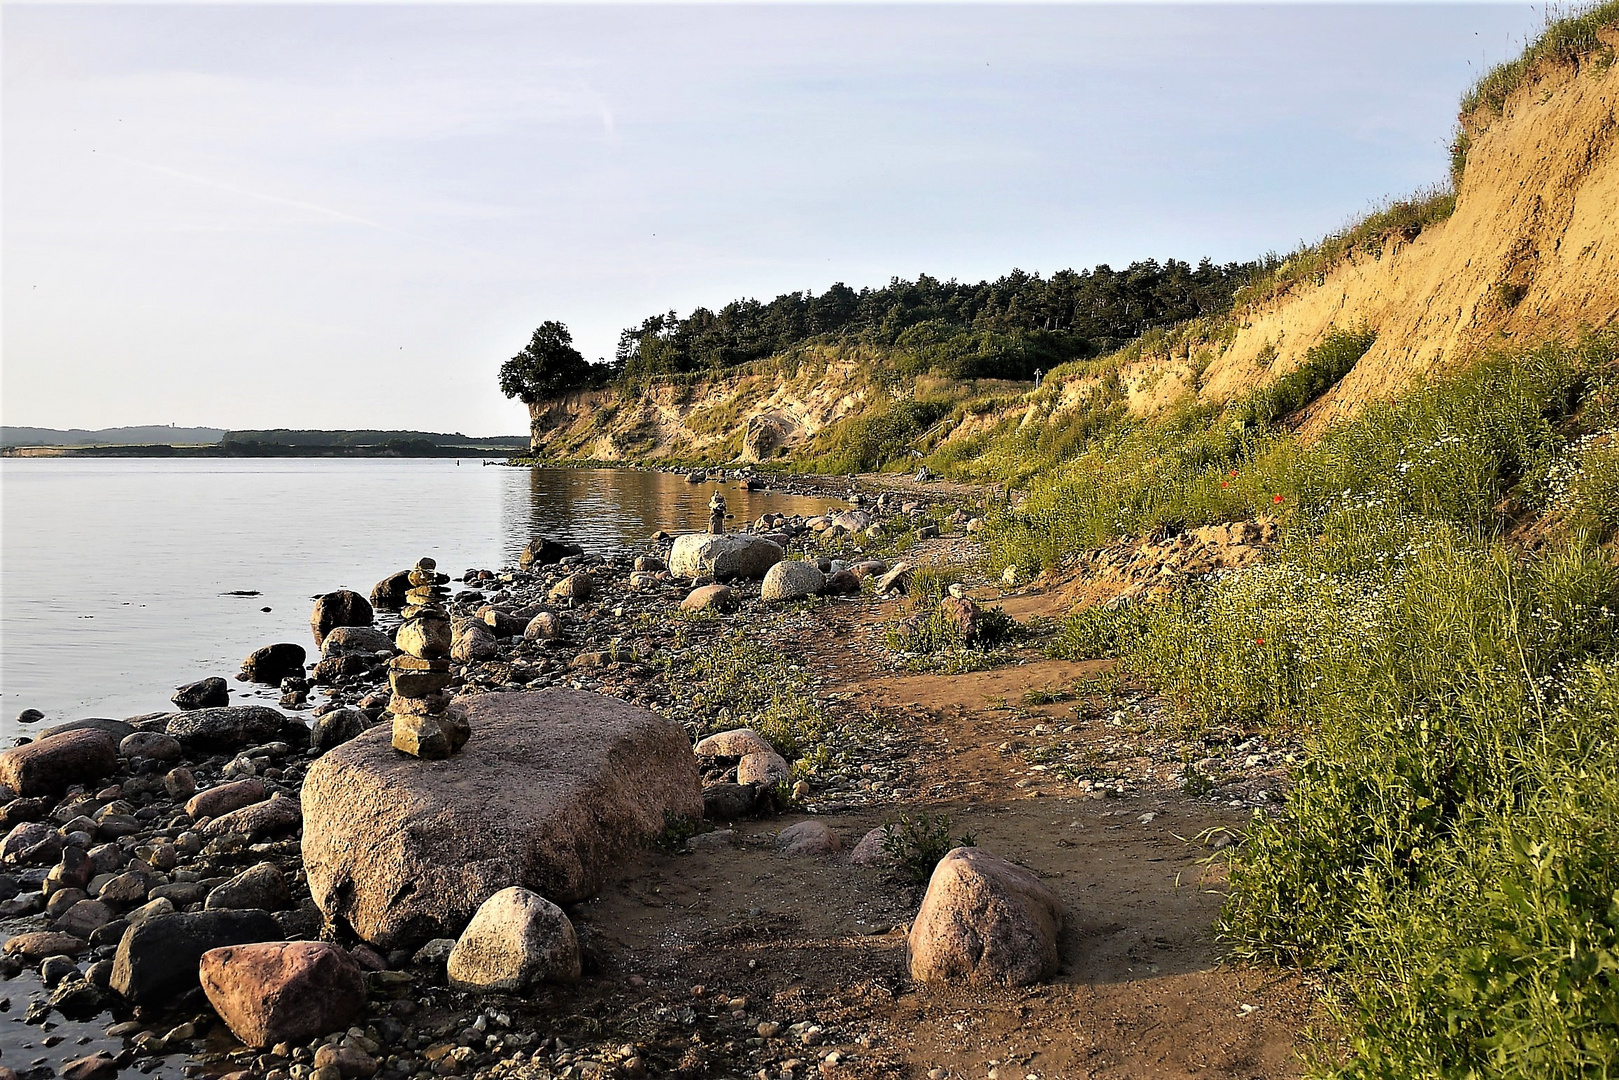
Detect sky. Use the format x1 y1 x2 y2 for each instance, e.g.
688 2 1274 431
2 3 1557 435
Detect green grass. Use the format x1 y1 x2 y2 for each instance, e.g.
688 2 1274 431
1031 330 1619 1077
1461 1 1619 120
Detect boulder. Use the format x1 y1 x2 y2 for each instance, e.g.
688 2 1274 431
633 555 666 573
520 538 584 569
39 718 133 743
906 848 1064 987
821 569 862 596
171 677 230 710
450 620 498 663
310 709 369 754
849 826 894 867
370 570 412 612
3 931 86 960
202 793 301 840
111 908 283 1005
186 779 268 821
679 584 734 612
693 728 775 758
241 644 306 684
2 822 64 866
668 534 783 581
0 731 118 796
549 573 593 601
736 750 790 788
523 612 563 641
199 941 365 1048
741 413 793 463
119 731 182 762
56 899 116 939
301 689 702 949
320 626 395 660
777 821 842 858
166 706 287 753
206 863 291 911
445 887 581 991
760 561 825 602
310 591 373 648
478 607 529 637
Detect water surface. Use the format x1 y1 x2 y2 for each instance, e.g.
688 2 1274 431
0 459 831 734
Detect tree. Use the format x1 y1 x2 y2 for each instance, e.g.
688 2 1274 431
499 322 593 404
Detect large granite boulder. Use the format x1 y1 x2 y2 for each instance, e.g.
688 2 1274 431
310 590 373 649
199 941 365 1047
760 561 825 602
0 730 118 796
165 706 287 753
301 689 702 950
111 908 282 1005
668 534 783 581
241 643 306 683
906 848 1064 987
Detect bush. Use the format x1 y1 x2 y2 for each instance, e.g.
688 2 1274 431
881 812 976 884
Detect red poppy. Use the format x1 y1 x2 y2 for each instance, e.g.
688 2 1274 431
1273 494 1284 503
1221 481 1229 488
1229 469 1238 477
1256 637 1265 645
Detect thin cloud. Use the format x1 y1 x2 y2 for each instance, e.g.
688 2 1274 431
100 151 389 230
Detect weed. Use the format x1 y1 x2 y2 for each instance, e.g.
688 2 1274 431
881 812 978 883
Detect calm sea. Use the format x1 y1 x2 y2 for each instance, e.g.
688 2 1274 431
0 458 829 736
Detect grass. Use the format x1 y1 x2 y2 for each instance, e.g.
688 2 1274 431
881 812 976 884
1460 1 1619 120
1029 329 1619 1077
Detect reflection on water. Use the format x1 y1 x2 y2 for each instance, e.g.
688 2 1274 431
0 459 832 731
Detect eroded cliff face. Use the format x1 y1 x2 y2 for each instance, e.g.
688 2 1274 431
1205 37 1619 434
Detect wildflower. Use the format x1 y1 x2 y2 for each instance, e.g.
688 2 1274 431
1221 481 1230 488
1256 637 1266 645
1273 495 1284 503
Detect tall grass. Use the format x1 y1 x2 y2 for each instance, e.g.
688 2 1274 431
1040 331 1619 1077
1460 1 1619 120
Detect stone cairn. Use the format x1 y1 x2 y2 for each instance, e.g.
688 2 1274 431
708 491 727 535
388 557 470 759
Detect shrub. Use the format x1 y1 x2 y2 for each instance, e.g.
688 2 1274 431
881 812 976 884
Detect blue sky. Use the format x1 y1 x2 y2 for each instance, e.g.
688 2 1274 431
2 3 1553 434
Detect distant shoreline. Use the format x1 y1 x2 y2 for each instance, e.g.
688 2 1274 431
2 442 524 459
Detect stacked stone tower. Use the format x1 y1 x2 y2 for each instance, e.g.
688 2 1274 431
388 557 470 759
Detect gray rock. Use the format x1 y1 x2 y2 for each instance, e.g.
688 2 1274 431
371 570 412 612
302 689 703 949
701 783 756 821
171 678 230 710
319 626 394 660
760 561 825 602
119 731 182 762
737 750 791 788
450 620 498 663
310 590 373 649
241 644 306 684
668 534 784 581
206 863 291 911
110 908 283 1005
446 887 580 991
522 612 563 641
166 706 287 752
310 708 369 754
549 573 593 601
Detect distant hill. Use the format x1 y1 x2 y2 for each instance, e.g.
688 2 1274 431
222 429 529 448
0 424 225 448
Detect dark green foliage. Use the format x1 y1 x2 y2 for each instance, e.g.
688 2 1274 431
499 321 614 404
808 399 954 473
615 260 1261 383
1232 326 1376 428
881 812 976 883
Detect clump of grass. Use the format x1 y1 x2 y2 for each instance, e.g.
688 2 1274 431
1232 326 1375 428
885 568 1020 655
881 812 977 883
1461 1 1619 120
663 630 828 759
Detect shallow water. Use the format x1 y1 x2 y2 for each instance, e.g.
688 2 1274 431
0 459 832 735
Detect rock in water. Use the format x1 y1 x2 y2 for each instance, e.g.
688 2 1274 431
240 644 306 684
668 534 783 581
445 887 581 991
110 908 283 1005
906 848 1064 987
165 706 287 753
0 730 118 796
370 570 412 612
171 677 230 710
519 538 584 569
319 626 395 659
301 689 702 949
199 941 365 1048
310 590 373 648
760 561 825 602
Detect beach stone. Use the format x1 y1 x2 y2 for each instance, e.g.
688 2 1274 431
310 590 373 648
0 730 118 797
520 538 584 569
523 612 563 641
60 1054 118 1080
777 821 841 858
939 597 981 643
310 708 369 754
634 555 666 573
186 779 268 820
760 561 825 602
3 822 64 866
668 534 783 581
202 793 301 840
207 863 291 911
450 620 498 663
694 728 775 758
320 626 394 660
390 712 469 760
396 613 452 659
39 718 133 743
164 767 197 800
737 750 791 788
119 731 182 762
46 848 94 893
679 584 734 612
848 560 889 580
111 908 283 1005
56 899 116 939
3 931 86 960
301 689 702 949
199 941 365 1048
313 1045 381 1079
875 562 914 596
95 871 150 908
16 708 44 724
822 569 862 595
445 887 581 991
172 677 230 710
549 573 593 601
241 644 306 683
906 848 1064 987
701 783 757 821
478 607 529 637
849 827 894 867
371 570 412 611
167 706 287 752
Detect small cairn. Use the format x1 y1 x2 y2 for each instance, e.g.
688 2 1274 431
388 557 469 760
708 491 727 535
